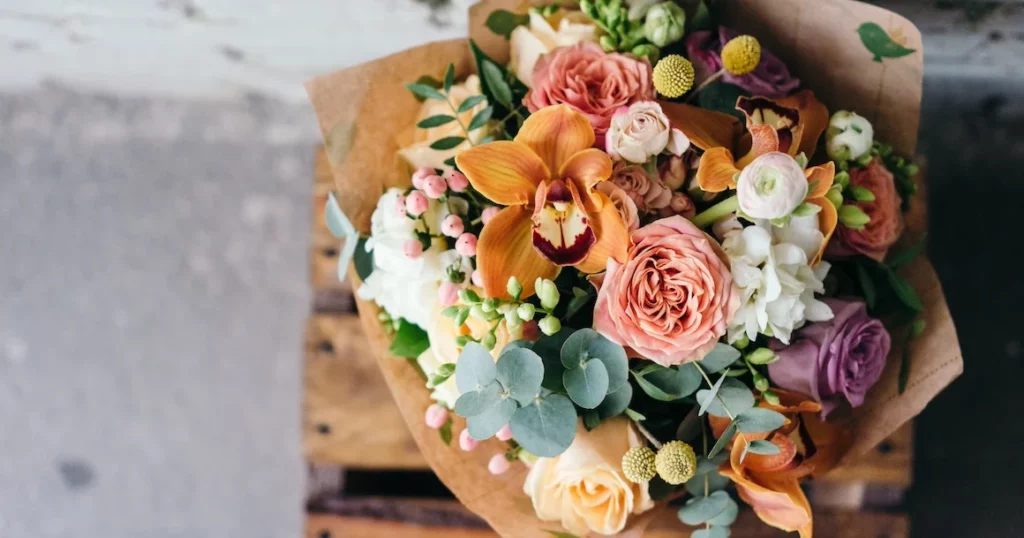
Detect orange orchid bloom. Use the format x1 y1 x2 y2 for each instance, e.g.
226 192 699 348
455 105 628 299
663 91 836 265
711 390 849 538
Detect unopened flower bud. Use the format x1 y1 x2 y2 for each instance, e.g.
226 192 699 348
838 204 871 230
507 277 523 299
539 315 561 336
423 175 447 199
826 111 874 162
517 303 536 322
746 347 776 365
535 278 560 311
456 233 478 257
441 214 465 238
411 167 434 190
480 332 497 350
405 191 429 217
644 2 686 47
444 170 469 192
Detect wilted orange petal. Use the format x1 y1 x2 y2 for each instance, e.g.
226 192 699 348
807 197 837 266
660 101 741 151
730 475 813 538
805 162 835 199
575 191 628 274
736 125 782 168
455 141 548 206
761 389 823 414
477 205 559 299
560 148 613 190
696 147 741 193
777 90 830 158
515 104 595 174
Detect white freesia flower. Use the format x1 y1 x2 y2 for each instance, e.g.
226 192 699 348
721 221 832 344
357 188 462 328
510 10 599 88
606 101 690 164
826 110 874 162
736 152 808 220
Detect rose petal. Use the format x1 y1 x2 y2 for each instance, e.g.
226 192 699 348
456 141 549 206
515 104 596 174
478 205 560 298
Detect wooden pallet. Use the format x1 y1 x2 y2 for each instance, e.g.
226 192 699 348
305 147 911 536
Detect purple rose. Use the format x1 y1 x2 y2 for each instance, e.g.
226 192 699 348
685 27 800 98
768 299 891 418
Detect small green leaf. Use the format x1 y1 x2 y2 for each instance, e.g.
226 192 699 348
678 490 731 525
388 319 430 359
458 95 488 113
699 344 741 374
454 381 501 417
443 64 455 93
510 394 578 457
467 397 517 440
453 307 470 328
427 363 457 388
438 419 453 445
624 408 647 422
582 409 601 430
497 348 545 405
455 342 499 393
887 270 923 311
886 234 928 270
417 114 456 128
747 439 782 455
698 379 756 418
430 136 466 150
485 9 530 39
564 359 610 409
443 156 457 167
856 262 877 309
708 421 736 458
481 59 512 108
467 106 493 132
597 382 632 419
735 408 786 433
697 371 727 416
405 82 446 101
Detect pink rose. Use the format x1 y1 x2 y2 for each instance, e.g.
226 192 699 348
828 158 904 262
596 181 641 232
611 162 672 213
594 217 739 366
659 154 689 191
660 192 696 219
525 43 655 147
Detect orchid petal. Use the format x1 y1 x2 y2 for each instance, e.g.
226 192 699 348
660 101 742 151
455 141 549 206
575 191 629 274
736 125 781 169
515 104 595 174
560 148 613 191
695 147 741 193
776 90 830 158
477 205 559 298
805 161 835 199
531 180 596 266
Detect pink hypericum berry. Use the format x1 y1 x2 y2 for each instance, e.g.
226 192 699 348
456 233 478 257
481 206 500 225
403 239 424 259
441 215 465 238
405 191 429 216
412 167 434 190
496 424 513 442
488 453 511 475
445 170 470 192
471 270 483 287
424 404 448 429
438 281 460 307
423 175 447 199
458 429 478 451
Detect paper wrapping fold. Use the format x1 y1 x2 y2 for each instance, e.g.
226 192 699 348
304 0 961 535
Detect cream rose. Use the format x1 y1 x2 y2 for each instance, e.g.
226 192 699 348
524 418 654 536
736 152 808 220
606 101 690 164
398 75 488 171
510 10 599 88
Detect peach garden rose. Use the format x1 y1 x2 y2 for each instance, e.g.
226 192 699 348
593 216 739 366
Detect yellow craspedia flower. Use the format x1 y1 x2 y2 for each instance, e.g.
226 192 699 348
721 35 762 75
653 55 695 99
621 446 657 484
655 440 697 485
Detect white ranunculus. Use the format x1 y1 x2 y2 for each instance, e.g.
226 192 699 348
357 188 459 328
736 152 808 220
510 10 599 88
722 222 832 344
826 110 874 162
605 101 690 164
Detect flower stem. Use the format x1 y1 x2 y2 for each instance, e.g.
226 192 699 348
685 69 726 104
691 195 739 229
633 420 663 450
445 93 476 147
693 363 751 448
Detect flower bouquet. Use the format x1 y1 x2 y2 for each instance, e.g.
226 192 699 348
306 0 962 536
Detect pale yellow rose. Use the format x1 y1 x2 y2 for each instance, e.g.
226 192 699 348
418 300 518 408
524 418 654 536
398 75 488 171
510 10 599 88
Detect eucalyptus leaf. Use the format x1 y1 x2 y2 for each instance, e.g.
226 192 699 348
686 469 730 496
458 95 487 113
691 528 730 538
708 421 736 458
533 330 571 392
698 344 741 374
678 490 731 525
455 342 499 393
708 497 739 526
496 348 545 405
746 439 782 455
564 359 610 409
467 397 517 440
586 333 629 393
697 379 755 418
417 114 456 129
454 381 501 417
634 364 701 402
560 329 598 368
596 382 632 419
504 339 534 351
430 136 466 151
734 407 787 433
467 106 494 132
510 394 578 457
697 371 728 416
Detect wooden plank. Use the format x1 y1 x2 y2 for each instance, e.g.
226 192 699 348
306 498 909 538
303 315 427 469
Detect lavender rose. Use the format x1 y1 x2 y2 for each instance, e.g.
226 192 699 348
685 27 799 98
768 298 891 417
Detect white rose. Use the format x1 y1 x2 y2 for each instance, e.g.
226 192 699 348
606 101 690 164
524 418 654 536
398 75 488 171
736 152 808 220
826 110 874 162
510 10 599 88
